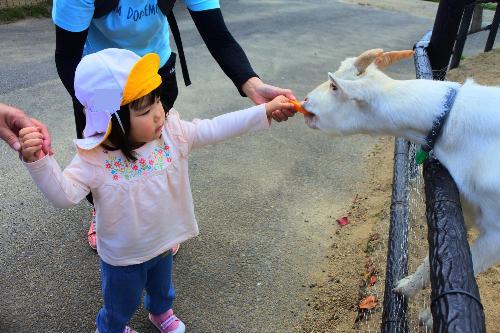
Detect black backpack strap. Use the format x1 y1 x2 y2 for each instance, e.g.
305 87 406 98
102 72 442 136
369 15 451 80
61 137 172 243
157 0 176 16
165 11 191 86
159 0 191 86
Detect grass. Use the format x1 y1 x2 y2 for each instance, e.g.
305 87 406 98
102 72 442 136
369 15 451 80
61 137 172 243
481 3 497 11
422 0 497 11
0 1 51 24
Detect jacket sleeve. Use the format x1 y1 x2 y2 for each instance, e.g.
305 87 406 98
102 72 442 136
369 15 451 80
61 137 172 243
55 25 88 99
181 104 270 151
189 8 258 96
24 154 94 209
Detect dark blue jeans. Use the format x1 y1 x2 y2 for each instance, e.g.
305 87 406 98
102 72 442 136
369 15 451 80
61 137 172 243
96 251 175 333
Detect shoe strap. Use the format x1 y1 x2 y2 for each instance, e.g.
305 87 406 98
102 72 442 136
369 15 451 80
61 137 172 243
160 314 178 330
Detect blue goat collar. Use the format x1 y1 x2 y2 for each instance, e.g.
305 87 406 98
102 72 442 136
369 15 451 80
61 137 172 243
416 87 458 165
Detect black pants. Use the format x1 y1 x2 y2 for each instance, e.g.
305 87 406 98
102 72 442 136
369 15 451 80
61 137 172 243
73 52 179 205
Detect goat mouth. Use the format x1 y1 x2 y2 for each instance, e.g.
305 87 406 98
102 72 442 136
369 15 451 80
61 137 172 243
304 114 318 129
300 102 315 116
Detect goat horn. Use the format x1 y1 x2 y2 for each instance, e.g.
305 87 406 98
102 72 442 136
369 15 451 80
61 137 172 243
354 48 384 74
374 50 415 69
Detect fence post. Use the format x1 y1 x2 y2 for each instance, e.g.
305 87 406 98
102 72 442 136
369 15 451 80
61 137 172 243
470 5 483 33
450 3 476 69
414 30 486 331
381 138 410 333
428 0 467 76
423 159 485 332
485 3 500 52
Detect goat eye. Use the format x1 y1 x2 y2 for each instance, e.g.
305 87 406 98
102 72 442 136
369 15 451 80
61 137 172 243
330 82 337 91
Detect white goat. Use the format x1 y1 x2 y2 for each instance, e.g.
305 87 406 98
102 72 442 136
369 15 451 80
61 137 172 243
302 49 500 327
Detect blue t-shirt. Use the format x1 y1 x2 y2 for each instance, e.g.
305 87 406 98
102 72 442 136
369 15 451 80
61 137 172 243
52 0 220 67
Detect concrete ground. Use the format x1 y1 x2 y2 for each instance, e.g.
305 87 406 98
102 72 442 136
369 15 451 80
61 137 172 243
0 1 497 332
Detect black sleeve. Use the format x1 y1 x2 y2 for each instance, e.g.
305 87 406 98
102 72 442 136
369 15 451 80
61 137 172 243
189 8 258 97
55 25 88 99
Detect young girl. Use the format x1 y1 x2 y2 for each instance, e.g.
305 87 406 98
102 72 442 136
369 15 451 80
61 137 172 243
19 48 296 333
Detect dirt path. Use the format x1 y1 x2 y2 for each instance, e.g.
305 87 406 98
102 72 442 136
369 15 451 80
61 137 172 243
300 137 395 332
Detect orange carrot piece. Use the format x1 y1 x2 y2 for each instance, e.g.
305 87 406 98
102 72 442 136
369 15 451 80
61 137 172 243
290 100 313 116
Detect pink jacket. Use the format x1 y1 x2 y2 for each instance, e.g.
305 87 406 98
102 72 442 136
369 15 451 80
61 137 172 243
25 105 270 265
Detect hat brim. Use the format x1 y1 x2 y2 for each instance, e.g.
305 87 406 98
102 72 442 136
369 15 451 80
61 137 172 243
75 120 112 150
121 53 162 106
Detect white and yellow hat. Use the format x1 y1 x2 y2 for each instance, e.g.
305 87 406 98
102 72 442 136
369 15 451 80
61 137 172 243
74 48 162 150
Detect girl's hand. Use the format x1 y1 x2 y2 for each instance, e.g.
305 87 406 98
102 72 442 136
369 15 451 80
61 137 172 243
265 95 296 122
242 77 297 122
19 127 46 162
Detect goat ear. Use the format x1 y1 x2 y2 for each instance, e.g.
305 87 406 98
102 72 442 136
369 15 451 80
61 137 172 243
328 72 337 85
334 76 372 104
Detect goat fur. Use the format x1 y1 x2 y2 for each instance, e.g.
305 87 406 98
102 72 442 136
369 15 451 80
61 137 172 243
303 51 500 327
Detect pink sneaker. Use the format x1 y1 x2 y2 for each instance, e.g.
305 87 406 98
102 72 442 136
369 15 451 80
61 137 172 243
87 208 97 250
95 326 137 333
149 309 185 333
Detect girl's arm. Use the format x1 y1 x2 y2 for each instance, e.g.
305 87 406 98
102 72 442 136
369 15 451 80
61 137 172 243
20 128 93 209
24 154 93 209
182 96 294 150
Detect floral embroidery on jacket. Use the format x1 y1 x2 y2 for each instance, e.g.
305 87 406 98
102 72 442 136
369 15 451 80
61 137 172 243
104 144 172 181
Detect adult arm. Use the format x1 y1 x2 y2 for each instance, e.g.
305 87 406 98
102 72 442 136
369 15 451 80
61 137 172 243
189 8 296 121
54 25 88 98
52 0 94 97
189 8 256 96
0 103 52 154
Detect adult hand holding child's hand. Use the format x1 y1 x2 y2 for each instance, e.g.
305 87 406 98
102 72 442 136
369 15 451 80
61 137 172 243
0 103 52 154
243 78 297 122
19 127 46 163
265 95 296 121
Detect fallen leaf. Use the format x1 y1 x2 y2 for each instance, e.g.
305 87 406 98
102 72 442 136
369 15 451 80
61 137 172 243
358 295 377 310
365 261 376 274
369 275 377 286
336 216 349 226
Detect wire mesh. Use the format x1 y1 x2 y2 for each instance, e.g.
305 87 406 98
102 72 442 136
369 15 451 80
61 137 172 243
353 142 431 333
406 145 432 333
